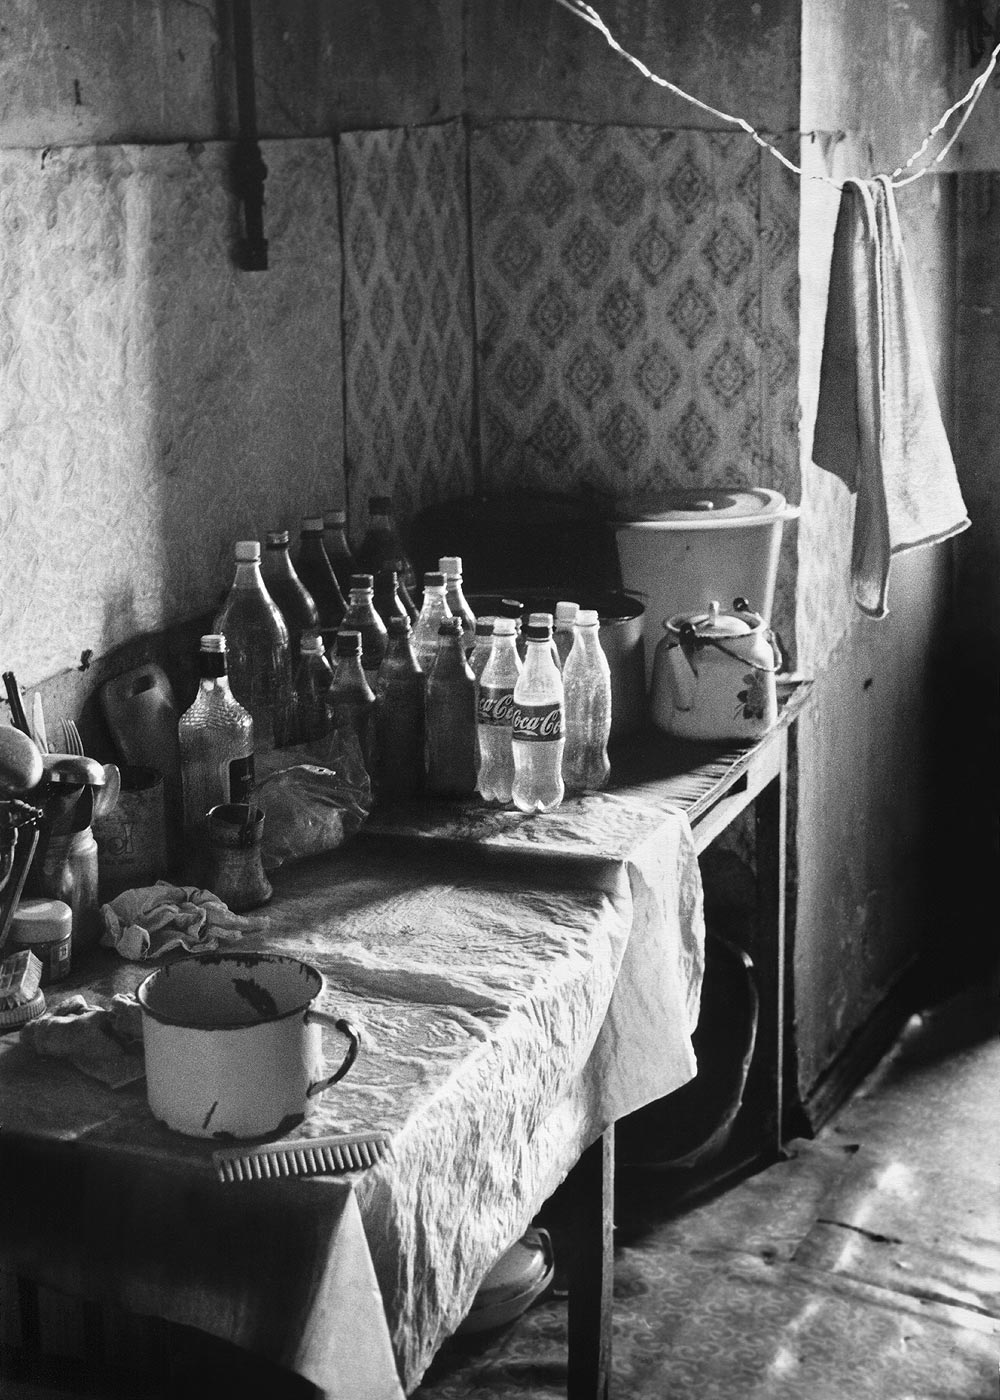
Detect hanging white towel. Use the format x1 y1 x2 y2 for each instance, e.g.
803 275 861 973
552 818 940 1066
812 175 969 618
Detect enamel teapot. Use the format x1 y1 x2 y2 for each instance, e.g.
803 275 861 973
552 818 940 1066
650 599 779 741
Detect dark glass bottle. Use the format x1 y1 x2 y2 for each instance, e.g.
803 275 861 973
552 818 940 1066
293 631 334 745
322 507 358 600
327 630 376 776
424 616 478 799
213 540 295 751
294 516 346 652
341 574 388 684
373 617 425 804
357 495 417 604
262 530 320 665
372 567 410 631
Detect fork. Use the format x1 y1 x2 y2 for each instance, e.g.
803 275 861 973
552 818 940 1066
58 718 85 756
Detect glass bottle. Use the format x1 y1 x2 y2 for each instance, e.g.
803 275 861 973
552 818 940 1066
293 630 334 745
262 529 320 666
562 609 612 794
327 629 376 776
357 494 418 605
553 600 580 670
372 567 410 630
294 516 346 652
322 507 358 600
341 574 388 684
178 634 255 853
213 540 295 750
438 555 477 653
412 571 452 674
425 617 478 799
511 618 565 814
374 616 426 804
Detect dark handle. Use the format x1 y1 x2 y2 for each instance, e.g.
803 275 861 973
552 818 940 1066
305 1015 362 1099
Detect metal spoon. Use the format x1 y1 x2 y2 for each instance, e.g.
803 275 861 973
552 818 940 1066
93 764 121 822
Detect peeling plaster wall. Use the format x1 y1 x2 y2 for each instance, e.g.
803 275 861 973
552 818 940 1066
797 0 964 1105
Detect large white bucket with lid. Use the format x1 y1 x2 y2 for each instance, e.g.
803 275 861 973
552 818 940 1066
613 488 799 684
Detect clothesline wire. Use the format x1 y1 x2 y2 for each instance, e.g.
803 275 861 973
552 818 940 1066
553 0 1000 191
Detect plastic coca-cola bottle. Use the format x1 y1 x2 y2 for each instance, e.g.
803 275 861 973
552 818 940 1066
424 617 477 798
510 618 565 814
476 616 522 805
553 601 579 669
412 571 452 673
562 609 612 794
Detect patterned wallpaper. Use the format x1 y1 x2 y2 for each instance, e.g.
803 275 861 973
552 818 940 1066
0 139 343 688
2 118 802 689
339 120 477 547
470 123 799 508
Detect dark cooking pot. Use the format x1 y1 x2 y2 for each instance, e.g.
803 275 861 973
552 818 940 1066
466 591 647 741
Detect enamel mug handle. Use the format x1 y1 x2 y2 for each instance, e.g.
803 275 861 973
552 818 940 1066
305 1012 362 1099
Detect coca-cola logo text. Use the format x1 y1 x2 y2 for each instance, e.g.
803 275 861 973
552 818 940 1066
511 703 563 741
478 688 516 725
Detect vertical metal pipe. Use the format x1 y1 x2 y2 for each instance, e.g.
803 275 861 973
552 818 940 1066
231 0 268 271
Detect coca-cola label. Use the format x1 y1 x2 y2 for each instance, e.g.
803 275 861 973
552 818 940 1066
511 701 563 742
478 685 516 727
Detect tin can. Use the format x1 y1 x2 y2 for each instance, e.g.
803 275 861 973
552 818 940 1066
7 898 73 985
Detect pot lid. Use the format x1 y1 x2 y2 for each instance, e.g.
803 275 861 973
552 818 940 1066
669 601 755 637
614 486 787 525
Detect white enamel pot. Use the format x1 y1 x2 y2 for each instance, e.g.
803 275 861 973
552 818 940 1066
137 951 360 1140
650 600 779 741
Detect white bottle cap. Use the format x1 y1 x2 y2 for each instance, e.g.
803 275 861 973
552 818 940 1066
301 516 325 533
555 601 579 622
576 609 600 625
493 617 517 636
301 632 324 653
235 540 261 562
438 556 462 576
200 634 227 653
528 612 554 627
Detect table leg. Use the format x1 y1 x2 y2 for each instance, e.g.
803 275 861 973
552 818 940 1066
752 759 787 1154
565 1124 614 1400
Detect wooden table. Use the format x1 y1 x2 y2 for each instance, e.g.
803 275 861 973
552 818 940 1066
365 679 812 1399
0 683 809 1400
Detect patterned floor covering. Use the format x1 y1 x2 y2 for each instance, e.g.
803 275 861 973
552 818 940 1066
415 985 1000 1400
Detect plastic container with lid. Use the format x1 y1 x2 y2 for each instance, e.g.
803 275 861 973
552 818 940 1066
613 487 799 684
6 898 73 985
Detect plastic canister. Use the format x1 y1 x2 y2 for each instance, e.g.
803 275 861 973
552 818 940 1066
7 898 73 985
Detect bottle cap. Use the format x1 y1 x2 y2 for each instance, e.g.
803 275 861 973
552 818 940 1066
525 622 552 641
350 573 374 590
9 899 73 945
497 598 524 619
300 632 325 653
265 530 290 547
492 617 516 636
335 630 363 656
423 572 446 588
555 601 579 623
369 495 392 513
528 612 554 627
475 618 495 636
438 556 462 576
387 616 412 636
577 609 600 626
301 516 325 534
235 540 261 562
324 508 347 526
200 634 227 653
438 617 463 636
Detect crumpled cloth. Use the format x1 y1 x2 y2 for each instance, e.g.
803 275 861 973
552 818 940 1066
100 881 267 961
812 174 969 618
21 992 145 1088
